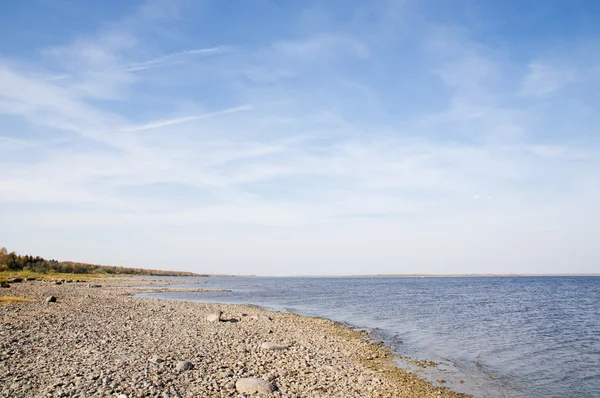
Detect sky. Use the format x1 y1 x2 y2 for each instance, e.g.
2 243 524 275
1 0 599 275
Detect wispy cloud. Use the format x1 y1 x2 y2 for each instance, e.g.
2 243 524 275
519 62 575 98
1 0 599 274
273 34 369 59
123 46 228 72
41 74 70 82
473 194 493 201
118 105 252 132
0 62 123 138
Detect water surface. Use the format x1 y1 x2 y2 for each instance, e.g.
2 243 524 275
135 276 600 397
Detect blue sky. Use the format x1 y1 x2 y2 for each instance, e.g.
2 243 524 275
1 0 599 275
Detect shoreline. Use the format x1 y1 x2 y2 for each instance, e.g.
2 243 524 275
128 273 600 278
1 279 469 397
134 286 479 397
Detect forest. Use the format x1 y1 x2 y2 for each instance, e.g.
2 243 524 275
0 247 198 276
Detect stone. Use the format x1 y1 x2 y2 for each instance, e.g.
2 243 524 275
206 311 222 322
358 375 370 384
46 296 57 303
149 355 163 364
235 378 274 395
218 370 234 378
260 342 288 351
0 282 9 288
251 314 271 321
0 275 453 397
7 277 23 283
53 281 62 285
175 361 193 372
87 283 102 288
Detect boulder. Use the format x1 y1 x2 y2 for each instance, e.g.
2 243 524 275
87 283 102 288
235 378 274 395
0 282 9 288
7 277 22 283
206 311 222 322
46 296 57 303
260 342 288 351
175 361 193 372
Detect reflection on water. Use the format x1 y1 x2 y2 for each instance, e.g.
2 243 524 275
134 276 600 398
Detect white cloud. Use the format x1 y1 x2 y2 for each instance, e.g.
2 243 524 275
273 34 369 59
0 62 124 137
519 62 575 98
1 0 599 274
473 194 493 201
123 46 228 72
117 105 252 132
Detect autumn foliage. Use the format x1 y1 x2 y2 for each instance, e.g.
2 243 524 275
0 247 196 276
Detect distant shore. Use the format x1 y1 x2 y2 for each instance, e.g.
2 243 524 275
1 278 468 397
238 273 600 278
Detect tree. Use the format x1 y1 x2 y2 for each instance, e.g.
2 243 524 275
5 252 20 270
0 247 7 265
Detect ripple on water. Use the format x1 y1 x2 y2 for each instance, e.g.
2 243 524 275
136 276 600 398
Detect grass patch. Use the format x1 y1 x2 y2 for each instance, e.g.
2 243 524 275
0 296 36 306
0 270 112 283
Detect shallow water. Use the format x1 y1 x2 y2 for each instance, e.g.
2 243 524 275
135 276 600 397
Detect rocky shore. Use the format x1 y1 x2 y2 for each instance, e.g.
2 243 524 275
0 279 468 397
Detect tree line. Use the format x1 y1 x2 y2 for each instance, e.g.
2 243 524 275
0 247 198 276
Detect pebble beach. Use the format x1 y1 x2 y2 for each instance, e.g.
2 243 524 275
0 279 468 398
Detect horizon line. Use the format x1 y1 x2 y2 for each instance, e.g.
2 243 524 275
195 273 600 278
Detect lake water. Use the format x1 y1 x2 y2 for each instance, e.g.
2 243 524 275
135 276 600 397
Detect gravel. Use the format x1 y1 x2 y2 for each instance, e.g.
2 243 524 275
260 342 288 351
0 279 468 397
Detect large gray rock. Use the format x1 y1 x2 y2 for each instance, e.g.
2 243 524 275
175 361 193 372
206 311 222 322
260 342 288 351
45 296 57 303
235 378 274 395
